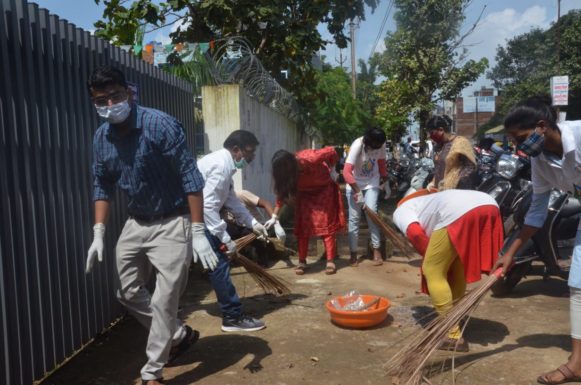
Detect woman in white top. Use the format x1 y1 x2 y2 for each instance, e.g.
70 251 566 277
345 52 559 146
493 95 581 385
343 128 388 266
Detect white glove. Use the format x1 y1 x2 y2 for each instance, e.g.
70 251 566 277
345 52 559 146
264 213 278 230
383 181 391 199
274 222 286 243
224 239 237 255
330 168 339 182
86 223 105 274
191 223 219 271
251 218 268 240
354 191 365 207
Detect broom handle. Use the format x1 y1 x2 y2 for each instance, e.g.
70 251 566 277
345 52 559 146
363 205 416 255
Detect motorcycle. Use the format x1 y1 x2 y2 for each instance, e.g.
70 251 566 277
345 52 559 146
492 184 581 296
403 157 435 197
478 151 531 222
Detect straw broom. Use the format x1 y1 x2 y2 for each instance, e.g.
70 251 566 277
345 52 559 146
231 233 291 295
384 269 503 385
362 205 418 258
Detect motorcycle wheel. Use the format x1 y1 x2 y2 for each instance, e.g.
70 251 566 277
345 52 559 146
491 262 531 297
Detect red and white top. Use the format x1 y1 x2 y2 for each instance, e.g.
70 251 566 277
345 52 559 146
393 189 498 236
344 137 387 190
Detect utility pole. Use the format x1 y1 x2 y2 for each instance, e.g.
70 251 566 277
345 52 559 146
556 0 561 73
350 20 357 99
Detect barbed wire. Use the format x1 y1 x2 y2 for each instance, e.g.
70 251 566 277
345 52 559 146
203 37 306 125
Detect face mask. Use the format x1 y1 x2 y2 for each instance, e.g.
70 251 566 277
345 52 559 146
234 158 247 169
95 100 131 124
518 131 545 157
429 131 444 144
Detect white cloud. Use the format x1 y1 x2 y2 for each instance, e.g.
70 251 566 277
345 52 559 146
464 6 549 65
461 5 551 94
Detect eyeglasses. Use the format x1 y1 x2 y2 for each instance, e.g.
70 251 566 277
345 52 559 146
92 90 127 107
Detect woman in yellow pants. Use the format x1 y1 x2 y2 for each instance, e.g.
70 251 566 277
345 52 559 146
393 189 504 351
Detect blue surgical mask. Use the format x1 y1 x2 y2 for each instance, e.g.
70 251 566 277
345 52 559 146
95 100 131 124
234 158 247 169
518 131 545 157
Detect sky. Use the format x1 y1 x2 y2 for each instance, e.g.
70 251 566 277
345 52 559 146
33 0 580 97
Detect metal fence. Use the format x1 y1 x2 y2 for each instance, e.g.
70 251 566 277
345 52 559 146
0 1 196 383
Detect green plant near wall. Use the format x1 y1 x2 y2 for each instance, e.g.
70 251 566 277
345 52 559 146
162 47 216 96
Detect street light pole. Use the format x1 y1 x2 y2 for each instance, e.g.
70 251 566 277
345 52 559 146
350 20 357 99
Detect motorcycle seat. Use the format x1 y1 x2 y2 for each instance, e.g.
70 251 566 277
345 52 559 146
560 198 581 218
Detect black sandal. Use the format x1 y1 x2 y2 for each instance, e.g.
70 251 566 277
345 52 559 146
142 378 164 385
167 325 199 364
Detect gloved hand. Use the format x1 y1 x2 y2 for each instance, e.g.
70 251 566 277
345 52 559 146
264 214 278 230
273 222 286 243
330 168 339 182
251 218 268 240
224 239 237 255
86 223 105 274
383 181 391 200
191 223 219 271
354 191 365 207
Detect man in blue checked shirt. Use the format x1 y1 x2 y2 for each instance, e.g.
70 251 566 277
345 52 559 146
85 66 216 385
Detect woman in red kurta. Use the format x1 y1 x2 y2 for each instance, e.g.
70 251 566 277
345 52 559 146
271 147 346 275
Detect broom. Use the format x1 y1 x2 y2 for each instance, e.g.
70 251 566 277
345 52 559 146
362 205 418 258
230 233 291 295
384 268 503 385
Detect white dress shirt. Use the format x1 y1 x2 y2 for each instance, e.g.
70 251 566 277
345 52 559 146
197 149 255 244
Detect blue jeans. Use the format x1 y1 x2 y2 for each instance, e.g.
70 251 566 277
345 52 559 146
347 187 381 251
207 231 242 320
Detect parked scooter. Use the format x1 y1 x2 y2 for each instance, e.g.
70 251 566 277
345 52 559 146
403 157 435 197
492 184 581 296
478 151 531 221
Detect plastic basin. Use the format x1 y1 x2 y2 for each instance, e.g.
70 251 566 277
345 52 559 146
325 295 391 329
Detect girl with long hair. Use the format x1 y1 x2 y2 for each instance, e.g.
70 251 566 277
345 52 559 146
271 147 345 275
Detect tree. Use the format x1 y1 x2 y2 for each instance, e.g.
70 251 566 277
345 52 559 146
94 0 378 108
308 67 372 145
487 10 581 120
374 0 487 134
356 58 380 115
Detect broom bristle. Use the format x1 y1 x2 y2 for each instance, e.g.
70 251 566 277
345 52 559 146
233 233 291 295
363 207 418 258
385 271 501 385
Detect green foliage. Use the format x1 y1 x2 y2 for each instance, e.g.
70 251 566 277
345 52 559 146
163 48 216 96
94 0 378 111
374 0 487 133
487 10 581 121
308 67 372 145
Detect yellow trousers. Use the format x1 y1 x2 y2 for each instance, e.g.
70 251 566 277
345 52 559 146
423 227 466 339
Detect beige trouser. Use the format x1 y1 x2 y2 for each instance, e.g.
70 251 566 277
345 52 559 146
115 215 192 381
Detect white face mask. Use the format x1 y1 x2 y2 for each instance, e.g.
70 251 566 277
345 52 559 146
95 100 131 124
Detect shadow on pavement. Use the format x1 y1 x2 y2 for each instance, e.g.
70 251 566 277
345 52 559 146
169 334 272 384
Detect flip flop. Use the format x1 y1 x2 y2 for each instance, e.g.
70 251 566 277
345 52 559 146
295 262 307 275
167 325 199 364
325 262 337 275
372 256 383 266
438 337 469 353
537 364 581 385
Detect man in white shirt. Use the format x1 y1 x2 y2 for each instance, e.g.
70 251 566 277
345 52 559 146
196 130 267 332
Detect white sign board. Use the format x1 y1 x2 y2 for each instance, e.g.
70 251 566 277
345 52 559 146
551 75 569 106
463 96 496 113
